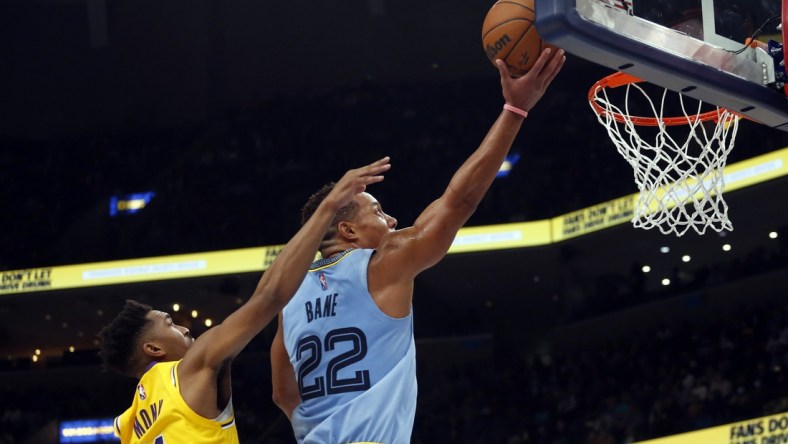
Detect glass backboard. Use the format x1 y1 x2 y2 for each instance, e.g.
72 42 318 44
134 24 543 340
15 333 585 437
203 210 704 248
535 0 788 130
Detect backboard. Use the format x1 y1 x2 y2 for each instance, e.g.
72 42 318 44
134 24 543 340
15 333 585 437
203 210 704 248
535 0 788 130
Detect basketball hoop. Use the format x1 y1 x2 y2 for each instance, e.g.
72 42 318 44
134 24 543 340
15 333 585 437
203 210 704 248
588 71 741 236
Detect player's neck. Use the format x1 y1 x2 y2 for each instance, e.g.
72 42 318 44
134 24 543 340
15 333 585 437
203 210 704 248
321 241 358 259
133 360 157 379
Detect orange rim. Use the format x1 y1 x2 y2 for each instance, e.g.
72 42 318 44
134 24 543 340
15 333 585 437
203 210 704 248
588 71 733 126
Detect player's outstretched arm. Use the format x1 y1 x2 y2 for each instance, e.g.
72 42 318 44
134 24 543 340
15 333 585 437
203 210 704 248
180 157 391 373
386 48 565 277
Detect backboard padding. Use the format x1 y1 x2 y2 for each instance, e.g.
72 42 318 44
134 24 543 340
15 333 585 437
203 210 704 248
535 0 788 130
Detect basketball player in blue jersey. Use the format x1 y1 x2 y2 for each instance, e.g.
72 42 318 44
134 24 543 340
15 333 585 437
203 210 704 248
97 157 392 444
270 48 566 444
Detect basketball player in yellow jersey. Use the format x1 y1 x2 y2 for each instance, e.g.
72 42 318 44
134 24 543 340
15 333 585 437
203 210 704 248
98 157 392 444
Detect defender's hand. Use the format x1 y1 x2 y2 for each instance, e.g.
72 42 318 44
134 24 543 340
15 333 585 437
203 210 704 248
324 157 391 210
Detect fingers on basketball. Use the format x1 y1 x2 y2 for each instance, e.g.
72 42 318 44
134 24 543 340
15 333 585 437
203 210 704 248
481 0 559 77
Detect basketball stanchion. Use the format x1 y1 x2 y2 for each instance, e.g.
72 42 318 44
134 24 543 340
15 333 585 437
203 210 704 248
588 72 741 236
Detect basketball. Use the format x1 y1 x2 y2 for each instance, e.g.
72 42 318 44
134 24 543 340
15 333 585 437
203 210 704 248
481 0 555 77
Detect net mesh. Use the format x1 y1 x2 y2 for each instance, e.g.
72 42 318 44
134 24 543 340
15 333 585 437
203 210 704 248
589 75 740 236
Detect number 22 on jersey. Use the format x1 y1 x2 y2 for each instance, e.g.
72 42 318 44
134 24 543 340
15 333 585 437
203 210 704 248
296 327 371 400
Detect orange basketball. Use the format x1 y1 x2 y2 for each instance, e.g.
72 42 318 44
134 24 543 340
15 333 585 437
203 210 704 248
481 0 555 77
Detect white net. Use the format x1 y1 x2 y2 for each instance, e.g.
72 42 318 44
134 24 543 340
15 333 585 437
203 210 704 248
589 75 740 236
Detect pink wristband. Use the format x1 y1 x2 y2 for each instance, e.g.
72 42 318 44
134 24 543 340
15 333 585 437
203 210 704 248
503 104 528 118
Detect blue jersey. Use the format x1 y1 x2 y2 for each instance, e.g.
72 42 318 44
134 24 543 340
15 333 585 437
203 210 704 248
282 248 417 444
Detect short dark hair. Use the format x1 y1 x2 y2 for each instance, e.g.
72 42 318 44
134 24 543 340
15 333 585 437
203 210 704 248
98 300 153 377
301 182 359 240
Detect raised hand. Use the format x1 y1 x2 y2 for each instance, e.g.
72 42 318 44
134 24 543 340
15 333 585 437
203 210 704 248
324 156 391 210
497 47 565 113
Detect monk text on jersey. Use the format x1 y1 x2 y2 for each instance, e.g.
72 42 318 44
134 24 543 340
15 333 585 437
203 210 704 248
133 399 164 439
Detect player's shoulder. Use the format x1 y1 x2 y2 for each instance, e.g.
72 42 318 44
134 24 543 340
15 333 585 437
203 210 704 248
378 227 415 252
368 228 420 273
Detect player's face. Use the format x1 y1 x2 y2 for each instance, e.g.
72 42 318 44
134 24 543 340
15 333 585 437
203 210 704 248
349 192 397 249
146 310 194 360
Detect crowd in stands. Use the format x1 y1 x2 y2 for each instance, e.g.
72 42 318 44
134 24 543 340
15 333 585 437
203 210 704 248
2 249 788 443
412 301 788 443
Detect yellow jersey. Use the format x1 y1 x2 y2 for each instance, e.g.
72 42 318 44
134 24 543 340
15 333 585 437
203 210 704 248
113 360 239 444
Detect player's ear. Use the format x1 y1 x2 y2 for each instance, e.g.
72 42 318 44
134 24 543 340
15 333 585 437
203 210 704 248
338 221 358 241
142 341 165 358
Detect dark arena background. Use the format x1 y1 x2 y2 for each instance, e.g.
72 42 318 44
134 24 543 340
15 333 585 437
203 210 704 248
3 1 788 443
